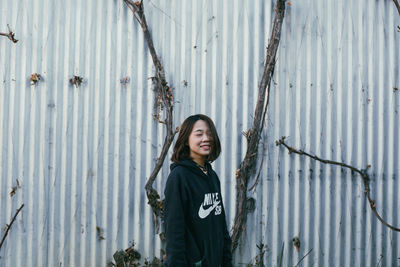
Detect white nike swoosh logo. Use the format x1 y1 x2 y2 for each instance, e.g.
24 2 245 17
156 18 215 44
198 200 220 219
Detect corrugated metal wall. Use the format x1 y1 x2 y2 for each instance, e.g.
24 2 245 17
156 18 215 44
1 0 399 266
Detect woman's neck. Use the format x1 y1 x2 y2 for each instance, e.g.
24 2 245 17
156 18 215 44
191 157 205 167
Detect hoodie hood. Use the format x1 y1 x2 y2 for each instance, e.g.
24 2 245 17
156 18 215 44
170 159 211 177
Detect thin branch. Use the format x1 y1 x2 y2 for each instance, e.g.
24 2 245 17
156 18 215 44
394 0 400 32
0 204 24 251
393 0 400 16
376 254 383 267
294 248 313 267
124 0 164 79
0 24 18 43
231 0 287 252
123 0 178 220
276 136 363 174
147 0 183 27
278 243 285 267
276 136 400 232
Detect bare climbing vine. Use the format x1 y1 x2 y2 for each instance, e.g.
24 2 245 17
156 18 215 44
122 0 288 254
231 0 287 251
123 0 178 222
276 136 400 232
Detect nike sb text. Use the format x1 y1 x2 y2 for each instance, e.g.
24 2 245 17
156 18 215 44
198 193 222 219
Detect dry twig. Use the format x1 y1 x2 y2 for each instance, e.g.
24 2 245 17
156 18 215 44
96 226 105 240
231 0 287 251
123 0 178 221
393 0 400 16
394 0 400 31
0 25 18 43
0 204 24 251
294 248 313 267
276 136 400 232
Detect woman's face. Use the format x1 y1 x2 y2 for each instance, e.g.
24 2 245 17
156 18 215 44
188 120 212 164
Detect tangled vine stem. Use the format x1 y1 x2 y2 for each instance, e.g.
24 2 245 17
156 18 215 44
231 0 287 252
123 0 178 220
393 0 400 15
0 24 18 43
276 136 400 232
0 204 24 251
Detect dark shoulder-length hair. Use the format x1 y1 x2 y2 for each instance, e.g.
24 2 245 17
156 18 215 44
171 114 221 163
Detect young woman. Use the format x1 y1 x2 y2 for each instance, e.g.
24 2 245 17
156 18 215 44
164 114 233 267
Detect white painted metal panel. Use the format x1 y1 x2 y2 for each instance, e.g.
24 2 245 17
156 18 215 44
0 0 399 266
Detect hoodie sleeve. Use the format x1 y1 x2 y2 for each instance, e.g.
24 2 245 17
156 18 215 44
214 172 233 267
164 171 187 267
221 203 233 267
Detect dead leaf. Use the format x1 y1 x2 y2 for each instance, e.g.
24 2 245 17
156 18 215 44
30 73 41 85
10 186 17 197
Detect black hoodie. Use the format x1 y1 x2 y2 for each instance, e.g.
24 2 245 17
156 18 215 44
164 160 233 267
